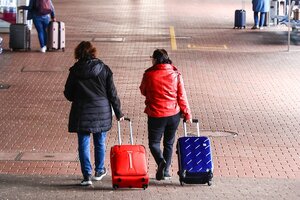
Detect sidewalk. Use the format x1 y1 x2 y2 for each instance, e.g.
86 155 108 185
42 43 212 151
0 0 299 199
0 174 299 200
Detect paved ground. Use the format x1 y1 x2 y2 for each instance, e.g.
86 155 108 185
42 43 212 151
0 0 299 199
0 174 299 200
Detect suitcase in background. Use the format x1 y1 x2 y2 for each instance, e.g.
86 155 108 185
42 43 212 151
9 9 31 51
110 118 149 190
0 36 3 54
176 119 213 186
9 23 31 51
234 9 246 29
47 21 65 51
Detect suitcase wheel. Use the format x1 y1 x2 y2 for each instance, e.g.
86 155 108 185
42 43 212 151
208 180 212 186
142 184 148 190
180 181 184 186
113 184 118 190
62 48 65 52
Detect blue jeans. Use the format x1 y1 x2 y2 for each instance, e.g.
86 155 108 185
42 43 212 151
148 113 181 173
32 15 50 48
254 12 266 27
77 132 107 177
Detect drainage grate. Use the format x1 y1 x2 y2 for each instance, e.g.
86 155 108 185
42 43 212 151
20 152 78 162
0 83 10 89
186 130 238 137
0 152 20 161
93 37 125 42
0 152 78 161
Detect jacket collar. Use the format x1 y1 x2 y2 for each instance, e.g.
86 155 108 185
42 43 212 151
145 64 178 72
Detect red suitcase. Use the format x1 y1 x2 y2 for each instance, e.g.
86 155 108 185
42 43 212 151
110 118 149 189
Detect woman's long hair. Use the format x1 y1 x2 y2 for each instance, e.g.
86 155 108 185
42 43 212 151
74 41 97 60
152 49 172 65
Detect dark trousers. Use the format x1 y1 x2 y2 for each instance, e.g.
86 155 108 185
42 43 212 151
148 112 181 173
254 12 266 27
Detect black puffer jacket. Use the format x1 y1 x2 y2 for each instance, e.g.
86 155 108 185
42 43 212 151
64 58 123 133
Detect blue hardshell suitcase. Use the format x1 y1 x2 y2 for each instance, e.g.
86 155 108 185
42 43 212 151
176 119 213 186
234 9 246 29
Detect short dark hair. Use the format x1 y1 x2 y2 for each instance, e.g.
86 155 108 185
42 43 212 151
74 41 97 60
152 49 172 64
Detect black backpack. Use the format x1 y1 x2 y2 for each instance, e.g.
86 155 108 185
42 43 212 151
35 0 52 15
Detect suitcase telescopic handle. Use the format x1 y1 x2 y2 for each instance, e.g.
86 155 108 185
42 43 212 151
17 7 27 24
117 117 133 145
183 119 200 137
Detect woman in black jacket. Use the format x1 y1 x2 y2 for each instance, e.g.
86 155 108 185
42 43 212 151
64 41 124 186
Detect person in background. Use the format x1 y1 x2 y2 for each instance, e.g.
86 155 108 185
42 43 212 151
140 49 192 181
64 41 124 186
251 0 270 29
19 0 56 52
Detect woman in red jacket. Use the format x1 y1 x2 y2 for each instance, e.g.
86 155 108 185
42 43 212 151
140 49 192 181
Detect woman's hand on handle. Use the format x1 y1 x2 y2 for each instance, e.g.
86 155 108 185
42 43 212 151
186 118 192 124
117 116 125 121
183 117 193 124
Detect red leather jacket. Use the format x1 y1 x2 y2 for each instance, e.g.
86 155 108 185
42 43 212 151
140 64 192 120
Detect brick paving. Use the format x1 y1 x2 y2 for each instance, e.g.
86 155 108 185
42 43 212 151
0 0 299 199
0 174 299 200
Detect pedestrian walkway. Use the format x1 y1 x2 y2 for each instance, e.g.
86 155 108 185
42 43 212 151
0 0 299 199
0 174 299 200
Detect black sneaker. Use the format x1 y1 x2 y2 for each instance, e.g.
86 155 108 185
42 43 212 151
163 172 172 180
156 160 166 181
80 175 92 186
93 168 107 181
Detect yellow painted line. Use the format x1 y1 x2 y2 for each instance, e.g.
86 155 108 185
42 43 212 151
169 26 177 50
187 44 228 50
